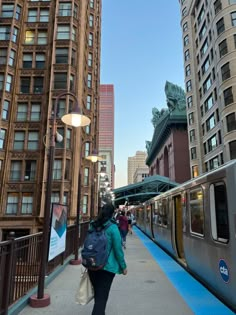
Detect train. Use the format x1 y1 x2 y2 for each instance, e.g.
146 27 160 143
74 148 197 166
133 159 236 312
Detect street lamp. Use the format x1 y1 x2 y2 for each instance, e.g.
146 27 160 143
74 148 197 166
70 145 102 265
30 92 90 308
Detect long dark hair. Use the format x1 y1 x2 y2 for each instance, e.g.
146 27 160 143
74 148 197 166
93 203 114 227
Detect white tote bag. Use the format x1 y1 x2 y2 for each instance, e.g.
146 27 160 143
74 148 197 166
76 267 94 305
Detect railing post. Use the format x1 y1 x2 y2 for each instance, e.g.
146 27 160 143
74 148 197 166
2 232 15 315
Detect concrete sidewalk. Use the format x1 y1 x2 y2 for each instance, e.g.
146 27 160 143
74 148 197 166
19 229 193 315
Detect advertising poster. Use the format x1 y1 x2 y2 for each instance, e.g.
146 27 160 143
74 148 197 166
48 203 67 261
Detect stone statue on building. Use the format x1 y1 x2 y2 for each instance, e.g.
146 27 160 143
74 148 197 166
151 107 168 128
145 140 151 155
165 81 186 113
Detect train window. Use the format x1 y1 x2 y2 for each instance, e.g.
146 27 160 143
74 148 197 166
153 201 159 225
162 198 168 227
210 183 229 242
189 188 204 235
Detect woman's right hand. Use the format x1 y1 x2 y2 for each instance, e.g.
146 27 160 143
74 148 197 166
122 268 128 275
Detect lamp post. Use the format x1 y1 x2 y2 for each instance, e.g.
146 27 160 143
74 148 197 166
30 92 90 307
70 146 102 264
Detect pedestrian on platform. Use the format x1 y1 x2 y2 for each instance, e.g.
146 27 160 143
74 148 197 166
127 211 133 234
88 203 127 315
118 210 129 248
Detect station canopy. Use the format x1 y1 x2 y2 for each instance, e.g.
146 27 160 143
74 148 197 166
112 175 179 207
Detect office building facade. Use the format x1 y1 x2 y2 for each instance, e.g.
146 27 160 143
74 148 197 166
128 151 147 185
99 84 115 188
0 0 101 240
180 0 236 177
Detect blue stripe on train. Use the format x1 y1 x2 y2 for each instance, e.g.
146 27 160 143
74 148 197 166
134 227 235 315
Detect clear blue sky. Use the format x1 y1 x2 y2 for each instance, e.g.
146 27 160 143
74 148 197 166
101 0 185 188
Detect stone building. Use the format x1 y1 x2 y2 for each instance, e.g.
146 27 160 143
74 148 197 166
0 0 101 240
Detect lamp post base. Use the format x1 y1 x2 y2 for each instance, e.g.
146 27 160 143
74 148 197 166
29 294 50 307
69 258 82 265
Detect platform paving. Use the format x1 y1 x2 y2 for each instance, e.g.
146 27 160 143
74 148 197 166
19 228 194 315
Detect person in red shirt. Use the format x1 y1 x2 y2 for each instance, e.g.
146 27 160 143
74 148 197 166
118 211 129 249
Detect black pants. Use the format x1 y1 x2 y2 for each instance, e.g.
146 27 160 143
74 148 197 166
88 269 115 315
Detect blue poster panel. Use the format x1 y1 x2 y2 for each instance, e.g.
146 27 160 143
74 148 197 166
48 203 67 261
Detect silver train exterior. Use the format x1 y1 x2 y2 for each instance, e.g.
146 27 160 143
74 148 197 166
134 160 236 311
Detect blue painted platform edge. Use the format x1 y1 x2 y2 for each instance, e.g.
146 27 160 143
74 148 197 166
133 226 235 315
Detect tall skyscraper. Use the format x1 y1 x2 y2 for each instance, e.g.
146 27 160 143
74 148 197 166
99 84 115 188
179 0 236 178
128 151 148 185
0 0 101 239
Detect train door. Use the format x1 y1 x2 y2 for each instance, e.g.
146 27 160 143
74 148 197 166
172 195 185 263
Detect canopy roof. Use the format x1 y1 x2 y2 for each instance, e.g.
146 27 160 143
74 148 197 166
113 175 178 206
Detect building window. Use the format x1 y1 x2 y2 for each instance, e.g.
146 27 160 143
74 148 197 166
184 34 189 46
226 112 236 132
216 18 225 35
200 39 208 57
38 31 47 44
25 160 36 180
202 57 210 75
27 131 39 150
70 74 74 91
1 4 14 17
40 9 49 22
204 94 214 112
8 49 15 67
0 49 7 65
192 165 199 178
20 77 30 93
89 14 94 27
229 140 236 159
0 129 6 149
88 53 93 67
185 64 191 76
2 100 10 120
90 0 94 8
214 0 222 14
65 159 70 180
186 80 192 92
87 73 92 88
189 129 195 142
36 54 45 69
33 77 43 94
188 112 194 125
57 100 66 117
208 134 217 152
224 87 234 106
184 49 190 61
10 161 22 181
57 25 70 40
84 167 89 186
28 9 37 22
53 160 62 179
221 62 231 81
86 95 92 110
25 30 35 44
209 156 219 170
88 33 93 46
199 22 207 40
183 22 188 32
231 12 236 26
31 103 41 121
59 2 72 16
203 75 212 94
56 48 69 64
54 73 67 89
6 193 18 215
191 147 197 159
66 129 71 149
5 74 12 92
206 114 216 131
21 194 33 214
23 54 33 68
12 27 18 43
17 103 27 121
182 7 187 17
197 6 205 25
0 26 11 40
82 195 88 214
219 39 228 57
187 95 193 108
14 131 25 150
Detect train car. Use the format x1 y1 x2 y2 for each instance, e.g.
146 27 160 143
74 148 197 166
134 160 236 312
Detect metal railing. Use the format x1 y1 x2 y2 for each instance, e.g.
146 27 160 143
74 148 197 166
0 222 89 315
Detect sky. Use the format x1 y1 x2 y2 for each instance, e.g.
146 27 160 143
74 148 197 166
101 1 185 188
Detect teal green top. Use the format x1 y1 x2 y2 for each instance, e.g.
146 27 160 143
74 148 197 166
103 219 127 274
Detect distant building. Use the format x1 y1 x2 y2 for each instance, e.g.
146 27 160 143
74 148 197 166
128 151 147 184
99 84 115 188
146 82 190 184
133 167 149 183
179 0 236 176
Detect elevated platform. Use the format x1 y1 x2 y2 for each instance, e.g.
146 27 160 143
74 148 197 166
18 227 234 315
